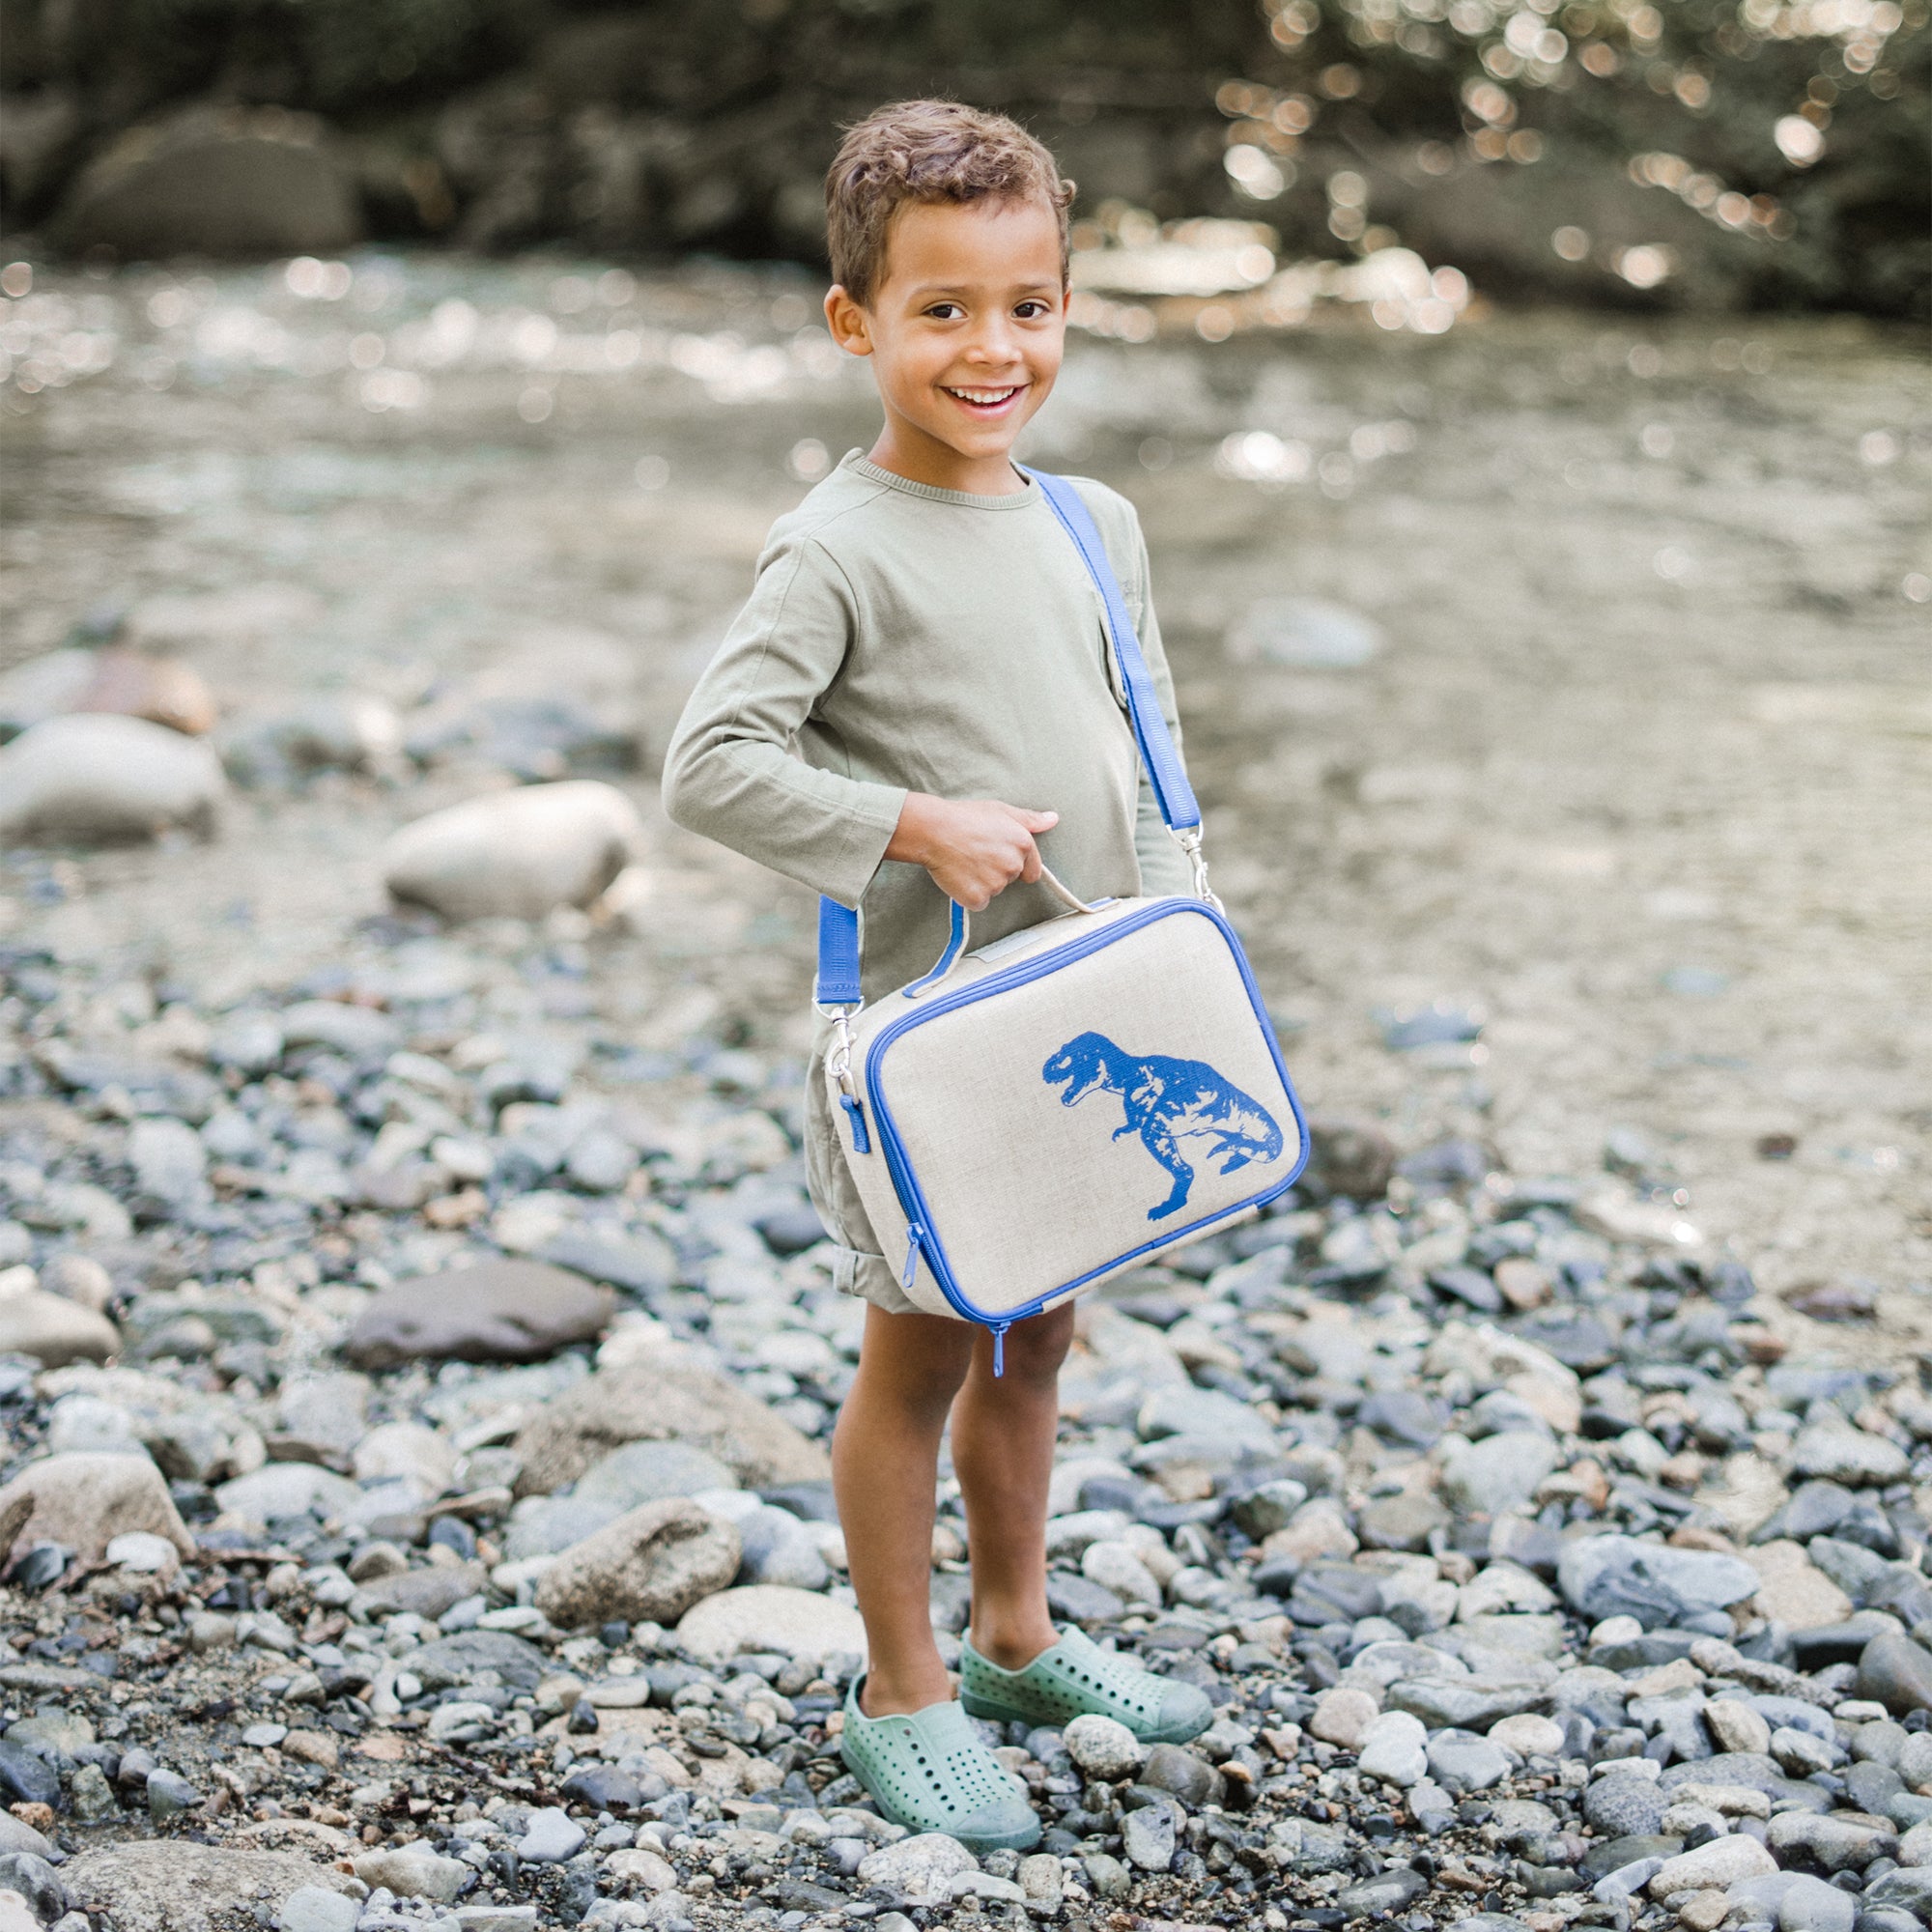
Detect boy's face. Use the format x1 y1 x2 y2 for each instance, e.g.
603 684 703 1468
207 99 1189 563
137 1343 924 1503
826 195 1067 491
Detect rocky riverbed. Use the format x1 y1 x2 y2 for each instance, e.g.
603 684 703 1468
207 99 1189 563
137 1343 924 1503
0 252 1928 1932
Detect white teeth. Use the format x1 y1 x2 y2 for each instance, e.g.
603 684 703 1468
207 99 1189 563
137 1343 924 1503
948 386 1021 405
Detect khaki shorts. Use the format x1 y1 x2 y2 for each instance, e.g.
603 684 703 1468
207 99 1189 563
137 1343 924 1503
803 1039 923 1317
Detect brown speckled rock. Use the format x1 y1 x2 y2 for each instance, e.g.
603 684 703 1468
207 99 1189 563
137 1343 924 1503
0 1278 119 1367
0 1452 194 1570
535 1499 741 1629
512 1356 831 1494
62 1841 358 1932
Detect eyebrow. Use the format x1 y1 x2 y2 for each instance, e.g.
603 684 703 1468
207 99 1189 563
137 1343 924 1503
905 279 1062 298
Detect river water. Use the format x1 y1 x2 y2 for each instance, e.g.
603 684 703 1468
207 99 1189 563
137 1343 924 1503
0 249 1926 1321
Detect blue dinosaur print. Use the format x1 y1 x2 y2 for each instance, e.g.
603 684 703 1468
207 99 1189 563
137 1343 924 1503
1041 1031 1284 1221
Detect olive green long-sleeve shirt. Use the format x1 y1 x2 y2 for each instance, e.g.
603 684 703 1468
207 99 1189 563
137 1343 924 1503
661 450 1195 1303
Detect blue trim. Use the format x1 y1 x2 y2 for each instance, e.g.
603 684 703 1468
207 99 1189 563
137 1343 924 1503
903 899 968 997
815 897 861 1008
862 897 1310 1332
838 1093 870 1154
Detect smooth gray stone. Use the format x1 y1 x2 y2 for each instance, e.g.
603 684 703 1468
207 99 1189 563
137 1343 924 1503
408 1631 550 1693
1357 1491 1452 1552
1558 1534 1759 1628
1120 1804 1176 1872
1592 1856 1663 1903
1045 1575 1123 1625
1860 1867 1932 1918
1355 1389 1447 1449
1427 1730 1512 1793
1440 1432 1558 1516
1844 1759 1905 1813
735 1507 830 1591
1857 1631 1932 1717
538 1227 677 1297
1752 1481 1857 1545
503 1494 623 1561
1485 1800 1561 1853
1337 1867 1428 1916
1272 1820 1354 1873
1808 1536 1889 1604
276 1886 360 1932
1854 1910 1921 1932
1660 1750 1833 1811
0 1851 68 1923
1580 1835 1682 1883
1136 1385 1278 1453
573 1441 737 1511
1749 1695 1834 1741
1583 1776 1666 1838
1138 1745 1220 1809
1388 1676 1547 1730
347 1260 612 1369
146 1768 203 1818
515 1806 584 1864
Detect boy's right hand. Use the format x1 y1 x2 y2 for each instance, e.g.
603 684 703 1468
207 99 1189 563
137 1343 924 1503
886 793 1060 912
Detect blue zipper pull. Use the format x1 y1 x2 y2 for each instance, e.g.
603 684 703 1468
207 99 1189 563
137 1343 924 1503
990 1322 1009 1378
838 1093 870 1154
901 1224 923 1289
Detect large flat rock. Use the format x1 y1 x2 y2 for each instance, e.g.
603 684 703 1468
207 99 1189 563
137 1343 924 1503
512 1357 829 1494
677 1585 865 1667
63 1842 358 1932
346 1260 612 1369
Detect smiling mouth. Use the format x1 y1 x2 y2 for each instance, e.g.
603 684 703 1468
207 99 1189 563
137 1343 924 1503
943 384 1026 412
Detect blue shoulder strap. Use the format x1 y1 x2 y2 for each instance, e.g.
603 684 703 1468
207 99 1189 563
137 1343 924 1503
1025 468 1201 836
813 469 1192 1006
814 894 863 1008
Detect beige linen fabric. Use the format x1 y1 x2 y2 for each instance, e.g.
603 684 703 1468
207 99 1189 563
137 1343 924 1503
834 898 1302 1320
662 452 1194 1311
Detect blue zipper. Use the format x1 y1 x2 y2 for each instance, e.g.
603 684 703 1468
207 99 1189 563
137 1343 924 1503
861 897 1310 1339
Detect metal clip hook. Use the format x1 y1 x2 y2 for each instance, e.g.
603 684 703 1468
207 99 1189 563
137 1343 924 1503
823 1006 857 1089
1173 828 1223 912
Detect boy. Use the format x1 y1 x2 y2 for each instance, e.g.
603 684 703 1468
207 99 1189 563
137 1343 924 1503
662 99 1210 1850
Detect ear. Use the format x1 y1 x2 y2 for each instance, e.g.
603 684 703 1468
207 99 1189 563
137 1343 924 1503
824 284 874 358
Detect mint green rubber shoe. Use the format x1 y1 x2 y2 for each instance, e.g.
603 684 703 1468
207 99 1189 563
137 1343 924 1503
959 1624 1213 1745
838 1677 1041 1853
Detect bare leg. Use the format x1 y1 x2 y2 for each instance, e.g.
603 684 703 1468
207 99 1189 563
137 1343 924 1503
832 1304 975 1717
952 1303 1076 1671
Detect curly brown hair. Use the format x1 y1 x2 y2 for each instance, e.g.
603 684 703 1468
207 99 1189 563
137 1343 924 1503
825 99 1075 306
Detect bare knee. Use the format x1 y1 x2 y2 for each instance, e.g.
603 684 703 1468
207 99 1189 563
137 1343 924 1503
975 1304 1074 1389
847 1308 975 1430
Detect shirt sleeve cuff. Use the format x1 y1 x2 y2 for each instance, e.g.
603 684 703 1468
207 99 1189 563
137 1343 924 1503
818 781 909 909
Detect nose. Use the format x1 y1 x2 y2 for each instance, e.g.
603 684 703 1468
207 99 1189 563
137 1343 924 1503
962 312 1021 367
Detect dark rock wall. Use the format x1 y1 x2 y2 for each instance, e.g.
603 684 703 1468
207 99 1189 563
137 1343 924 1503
1 0 1925 317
